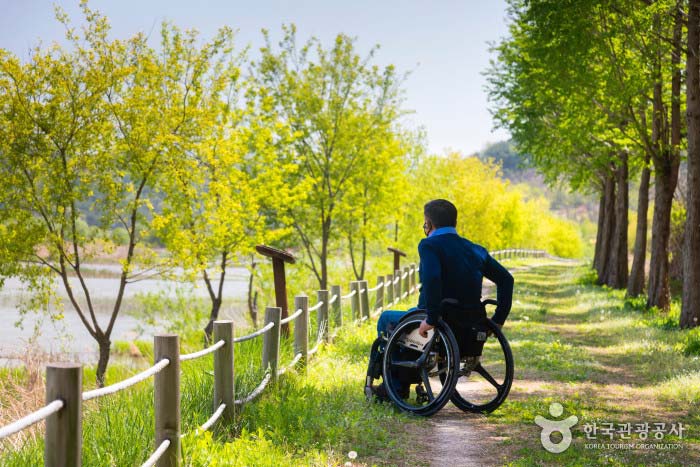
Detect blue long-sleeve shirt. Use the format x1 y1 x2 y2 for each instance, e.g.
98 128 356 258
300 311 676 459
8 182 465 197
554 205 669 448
417 227 514 325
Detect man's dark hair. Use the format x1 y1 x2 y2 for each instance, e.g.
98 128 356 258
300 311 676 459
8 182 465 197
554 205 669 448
424 199 458 228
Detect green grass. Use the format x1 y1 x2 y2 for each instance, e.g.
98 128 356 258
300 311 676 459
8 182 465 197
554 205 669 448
482 261 700 466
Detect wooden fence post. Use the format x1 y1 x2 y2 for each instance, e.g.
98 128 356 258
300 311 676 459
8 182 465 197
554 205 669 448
330 285 342 328
394 269 401 302
359 280 370 320
213 320 234 422
262 307 281 383
294 295 309 369
350 281 360 321
410 263 417 295
317 289 330 342
154 334 180 467
374 276 384 314
385 274 394 306
45 363 82 467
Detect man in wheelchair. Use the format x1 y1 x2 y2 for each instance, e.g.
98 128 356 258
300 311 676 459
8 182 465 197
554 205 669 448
366 199 514 414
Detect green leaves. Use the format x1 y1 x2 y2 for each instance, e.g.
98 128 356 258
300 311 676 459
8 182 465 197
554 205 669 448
256 26 413 286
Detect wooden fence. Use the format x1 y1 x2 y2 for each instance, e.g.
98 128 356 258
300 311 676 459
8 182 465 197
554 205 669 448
0 262 425 466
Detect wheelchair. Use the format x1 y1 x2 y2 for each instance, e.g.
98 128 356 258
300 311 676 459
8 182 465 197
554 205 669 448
365 299 514 417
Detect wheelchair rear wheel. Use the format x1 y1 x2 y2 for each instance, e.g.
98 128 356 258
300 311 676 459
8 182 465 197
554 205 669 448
443 318 514 413
381 312 460 416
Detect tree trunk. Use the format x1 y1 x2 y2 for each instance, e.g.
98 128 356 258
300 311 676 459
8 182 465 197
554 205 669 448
320 216 331 290
648 9 682 311
359 210 368 280
597 171 616 284
593 184 606 273
608 152 629 289
247 254 258 328
203 251 228 340
96 337 111 388
648 162 681 311
627 160 651 297
682 0 700 328
204 298 222 340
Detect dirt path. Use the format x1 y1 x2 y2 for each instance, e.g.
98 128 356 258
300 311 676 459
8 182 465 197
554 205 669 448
425 406 505 467
415 261 570 467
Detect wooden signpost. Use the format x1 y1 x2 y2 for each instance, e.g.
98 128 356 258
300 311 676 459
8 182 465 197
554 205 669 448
387 247 407 271
255 245 296 336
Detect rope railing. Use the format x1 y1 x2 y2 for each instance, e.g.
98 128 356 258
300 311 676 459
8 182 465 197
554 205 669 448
82 358 170 401
307 300 325 312
140 439 171 467
233 321 274 343
307 327 325 356
392 276 400 285
278 352 303 376
235 372 272 405
341 289 356 299
194 403 227 435
308 342 320 356
367 281 384 292
180 340 225 362
279 308 303 325
328 293 338 304
0 400 64 440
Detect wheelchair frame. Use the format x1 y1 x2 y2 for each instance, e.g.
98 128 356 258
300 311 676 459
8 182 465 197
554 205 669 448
366 300 514 417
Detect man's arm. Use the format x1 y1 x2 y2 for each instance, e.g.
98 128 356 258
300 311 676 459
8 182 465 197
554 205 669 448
482 254 514 325
418 240 442 326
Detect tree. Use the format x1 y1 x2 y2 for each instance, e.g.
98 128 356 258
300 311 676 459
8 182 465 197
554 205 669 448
0 5 232 385
682 0 700 328
257 26 407 289
645 1 684 311
0 14 124 386
486 0 689 301
486 0 634 288
336 126 414 281
152 30 302 338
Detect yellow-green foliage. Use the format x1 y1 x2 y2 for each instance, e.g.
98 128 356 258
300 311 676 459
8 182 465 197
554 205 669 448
397 152 583 258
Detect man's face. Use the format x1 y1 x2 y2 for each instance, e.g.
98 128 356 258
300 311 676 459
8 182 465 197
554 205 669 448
423 216 434 237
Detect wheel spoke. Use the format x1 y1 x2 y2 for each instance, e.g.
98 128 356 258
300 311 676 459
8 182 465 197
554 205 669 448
474 363 502 389
391 358 419 369
420 369 435 401
421 333 436 357
428 366 448 377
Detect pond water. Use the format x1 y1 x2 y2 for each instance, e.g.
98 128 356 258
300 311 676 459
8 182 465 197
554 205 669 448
0 264 251 364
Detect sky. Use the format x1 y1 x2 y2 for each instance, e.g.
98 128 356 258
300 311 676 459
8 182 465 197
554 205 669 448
0 0 512 155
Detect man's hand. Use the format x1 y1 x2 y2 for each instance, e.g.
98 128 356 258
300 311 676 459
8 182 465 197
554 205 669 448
418 319 434 338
